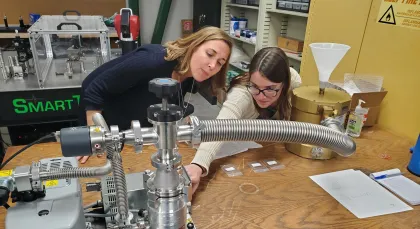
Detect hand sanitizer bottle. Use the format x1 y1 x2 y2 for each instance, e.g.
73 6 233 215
346 99 369 137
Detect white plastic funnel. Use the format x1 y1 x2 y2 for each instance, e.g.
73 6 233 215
309 43 350 89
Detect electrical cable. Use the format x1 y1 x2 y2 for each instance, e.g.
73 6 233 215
0 133 55 169
84 213 117 218
84 201 99 210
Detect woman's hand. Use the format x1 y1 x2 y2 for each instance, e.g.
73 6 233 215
76 156 90 164
184 116 191 124
184 164 203 195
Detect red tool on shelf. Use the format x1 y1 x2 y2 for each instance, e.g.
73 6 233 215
114 8 140 55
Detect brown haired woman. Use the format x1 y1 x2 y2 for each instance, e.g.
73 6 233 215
185 47 302 194
78 26 232 163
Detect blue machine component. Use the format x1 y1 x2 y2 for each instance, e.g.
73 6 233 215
407 134 420 176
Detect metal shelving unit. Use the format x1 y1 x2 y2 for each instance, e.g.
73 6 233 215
229 34 256 45
221 0 309 72
226 3 259 10
266 8 308 18
221 0 259 57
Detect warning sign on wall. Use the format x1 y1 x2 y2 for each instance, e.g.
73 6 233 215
377 0 420 30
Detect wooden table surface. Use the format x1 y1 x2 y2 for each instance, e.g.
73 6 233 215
1 127 419 229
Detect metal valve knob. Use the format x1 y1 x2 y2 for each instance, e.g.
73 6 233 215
147 78 183 123
148 78 180 99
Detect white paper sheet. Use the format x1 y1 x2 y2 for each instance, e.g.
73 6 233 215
378 176 420 205
310 169 412 218
214 142 262 159
370 169 420 206
341 80 362 96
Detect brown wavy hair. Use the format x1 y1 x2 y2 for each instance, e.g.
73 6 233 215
228 47 292 120
164 26 233 94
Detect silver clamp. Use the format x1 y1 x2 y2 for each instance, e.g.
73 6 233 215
190 116 204 149
30 162 43 192
151 152 182 171
14 165 32 192
114 211 134 227
110 125 121 152
131 120 143 153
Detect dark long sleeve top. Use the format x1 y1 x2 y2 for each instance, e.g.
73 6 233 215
79 44 194 130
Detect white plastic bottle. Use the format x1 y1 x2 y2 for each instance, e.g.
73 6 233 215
345 99 369 137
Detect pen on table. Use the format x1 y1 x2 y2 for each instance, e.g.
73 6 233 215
374 173 403 180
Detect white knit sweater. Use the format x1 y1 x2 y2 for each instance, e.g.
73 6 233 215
191 68 302 176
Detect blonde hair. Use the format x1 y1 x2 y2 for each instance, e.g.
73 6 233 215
164 26 233 94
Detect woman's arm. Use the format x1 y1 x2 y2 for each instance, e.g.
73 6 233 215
191 86 258 176
83 50 165 112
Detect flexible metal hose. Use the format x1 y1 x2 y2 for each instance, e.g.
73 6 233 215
199 119 356 157
39 160 112 180
321 117 345 133
41 140 130 223
110 151 129 223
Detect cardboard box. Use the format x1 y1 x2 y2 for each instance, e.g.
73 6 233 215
327 81 387 127
278 36 304 52
348 89 388 127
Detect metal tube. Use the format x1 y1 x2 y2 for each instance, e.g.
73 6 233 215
110 152 129 224
199 119 356 157
39 160 112 180
162 98 168 111
106 126 130 225
123 128 158 145
90 113 130 225
84 213 117 218
321 117 345 133
177 125 193 142
157 123 177 162
92 113 110 132
80 61 86 73
96 49 104 66
66 61 73 76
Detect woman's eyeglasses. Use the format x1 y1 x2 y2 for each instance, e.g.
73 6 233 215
246 83 282 97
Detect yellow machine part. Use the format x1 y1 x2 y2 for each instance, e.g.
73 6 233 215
285 86 351 159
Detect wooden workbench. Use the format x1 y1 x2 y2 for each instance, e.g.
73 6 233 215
0 127 419 229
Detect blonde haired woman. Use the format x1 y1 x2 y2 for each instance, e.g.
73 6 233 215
78 26 232 163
